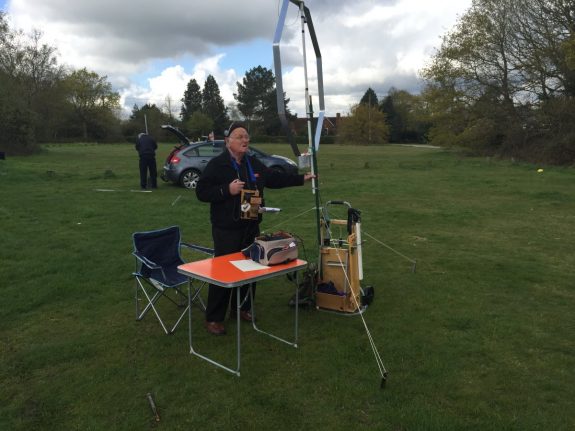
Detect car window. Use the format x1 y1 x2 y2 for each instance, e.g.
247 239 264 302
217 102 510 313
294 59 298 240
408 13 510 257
183 148 199 157
197 145 223 157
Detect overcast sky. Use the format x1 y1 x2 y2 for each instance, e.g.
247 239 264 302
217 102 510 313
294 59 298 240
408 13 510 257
2 0 471 118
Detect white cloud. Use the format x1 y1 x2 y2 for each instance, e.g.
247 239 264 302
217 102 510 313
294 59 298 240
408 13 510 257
277 0 470 115
5 0 471 117
120 55 239 119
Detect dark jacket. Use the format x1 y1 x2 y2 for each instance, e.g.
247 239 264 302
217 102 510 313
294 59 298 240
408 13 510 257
135 134 157 156
196 149 304 230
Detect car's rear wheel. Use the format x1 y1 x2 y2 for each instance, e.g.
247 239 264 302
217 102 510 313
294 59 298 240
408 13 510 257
180 169 201 189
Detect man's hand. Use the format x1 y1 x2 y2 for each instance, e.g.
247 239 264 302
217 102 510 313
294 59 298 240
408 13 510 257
303 173 316 181
229 179 245 195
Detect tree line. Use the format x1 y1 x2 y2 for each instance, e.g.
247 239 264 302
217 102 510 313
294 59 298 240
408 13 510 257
338 0 574 165
421 0 575 165
336 87 430 146
2 1 574 165
0 12 123 153
0 13 293 155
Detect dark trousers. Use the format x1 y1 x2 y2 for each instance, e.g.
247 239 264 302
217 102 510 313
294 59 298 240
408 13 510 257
205 223 260 322
139 155 157 188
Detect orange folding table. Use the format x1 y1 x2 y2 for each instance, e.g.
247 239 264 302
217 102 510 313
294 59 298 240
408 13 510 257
178 252 307 376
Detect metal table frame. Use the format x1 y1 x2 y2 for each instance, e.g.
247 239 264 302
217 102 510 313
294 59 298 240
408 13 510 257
178 252 307 376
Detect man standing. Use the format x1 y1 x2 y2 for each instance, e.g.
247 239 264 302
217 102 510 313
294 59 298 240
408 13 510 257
135 133 158 189
196 122 314 335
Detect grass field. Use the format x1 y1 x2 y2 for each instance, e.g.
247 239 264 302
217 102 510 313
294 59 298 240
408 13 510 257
0 142 574 430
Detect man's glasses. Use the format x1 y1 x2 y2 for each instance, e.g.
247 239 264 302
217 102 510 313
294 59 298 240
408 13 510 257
230 134 250 140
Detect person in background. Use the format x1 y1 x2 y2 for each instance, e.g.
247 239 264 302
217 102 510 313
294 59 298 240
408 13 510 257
196 122 315 335
135 132 158 189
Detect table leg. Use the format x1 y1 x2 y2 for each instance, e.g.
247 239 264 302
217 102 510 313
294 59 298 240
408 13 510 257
251 271 299 348
188 282 241 377
236 287 241 374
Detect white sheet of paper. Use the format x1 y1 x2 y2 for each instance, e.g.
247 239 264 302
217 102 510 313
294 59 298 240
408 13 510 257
230 259 270 272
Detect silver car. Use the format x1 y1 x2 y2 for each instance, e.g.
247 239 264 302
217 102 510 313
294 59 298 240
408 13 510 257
160 125 299 189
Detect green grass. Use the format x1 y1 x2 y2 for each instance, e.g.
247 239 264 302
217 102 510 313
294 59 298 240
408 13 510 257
1 142 574 430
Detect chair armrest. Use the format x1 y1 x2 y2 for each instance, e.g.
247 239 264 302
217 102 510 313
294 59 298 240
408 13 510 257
132 251 162 269
181 242 214 255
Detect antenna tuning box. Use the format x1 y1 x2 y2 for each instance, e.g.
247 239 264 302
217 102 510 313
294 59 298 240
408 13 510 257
298 153 312 169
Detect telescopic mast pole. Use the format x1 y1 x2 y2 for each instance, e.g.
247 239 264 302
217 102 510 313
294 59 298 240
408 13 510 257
274 0 325 249
298 2 322 248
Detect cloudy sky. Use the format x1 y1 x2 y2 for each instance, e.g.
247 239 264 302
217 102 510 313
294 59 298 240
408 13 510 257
1 0 471 118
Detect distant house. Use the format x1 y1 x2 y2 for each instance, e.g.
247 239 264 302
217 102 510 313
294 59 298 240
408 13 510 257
290 113 343 136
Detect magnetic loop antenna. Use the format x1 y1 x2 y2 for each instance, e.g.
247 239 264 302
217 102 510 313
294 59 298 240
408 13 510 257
274 0 326 251
273 0 325 157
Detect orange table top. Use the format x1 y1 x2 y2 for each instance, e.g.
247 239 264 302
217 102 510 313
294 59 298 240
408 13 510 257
177 252 307 288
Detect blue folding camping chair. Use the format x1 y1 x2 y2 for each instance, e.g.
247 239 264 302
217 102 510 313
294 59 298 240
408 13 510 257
132 225 213 334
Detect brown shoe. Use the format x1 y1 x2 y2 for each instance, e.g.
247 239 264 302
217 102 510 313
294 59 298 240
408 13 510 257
240 310 254 322
204 321 226 335
229 310 255 322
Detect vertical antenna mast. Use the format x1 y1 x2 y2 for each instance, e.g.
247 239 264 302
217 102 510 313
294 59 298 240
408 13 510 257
274 0 325 248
